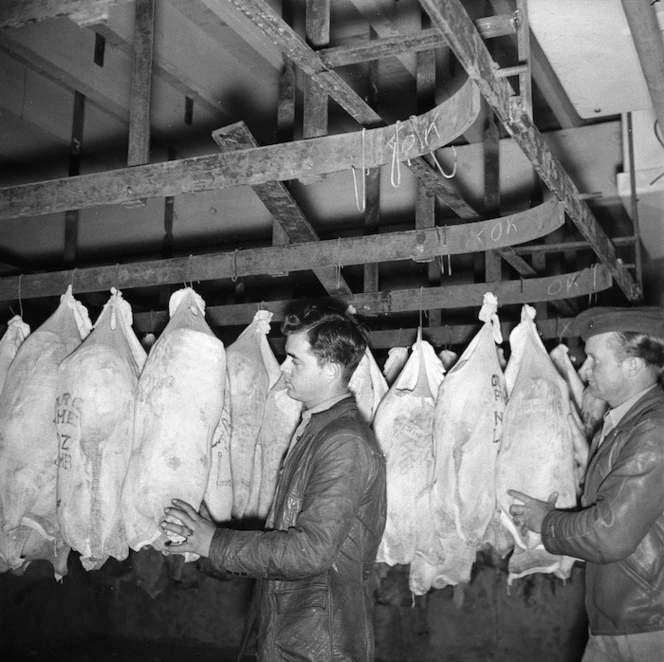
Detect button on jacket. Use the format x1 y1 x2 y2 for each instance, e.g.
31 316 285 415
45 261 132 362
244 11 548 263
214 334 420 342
542 386 664 635
207 396 387 661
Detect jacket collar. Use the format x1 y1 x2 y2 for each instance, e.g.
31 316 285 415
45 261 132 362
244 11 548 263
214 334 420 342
608 385 664 437
303 395 358 436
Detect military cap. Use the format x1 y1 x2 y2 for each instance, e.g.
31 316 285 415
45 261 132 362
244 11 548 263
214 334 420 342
575 306 664 340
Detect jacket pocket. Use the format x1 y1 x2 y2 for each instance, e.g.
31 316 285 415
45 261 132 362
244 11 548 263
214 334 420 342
276 584 328 613
275 584 332 661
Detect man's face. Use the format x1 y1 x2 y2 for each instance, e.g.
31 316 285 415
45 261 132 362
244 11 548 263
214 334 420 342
579 331 631 407
281 330 329 409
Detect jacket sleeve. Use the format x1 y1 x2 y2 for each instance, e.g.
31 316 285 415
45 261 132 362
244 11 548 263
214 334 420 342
206 432 377 581
542 418 664 563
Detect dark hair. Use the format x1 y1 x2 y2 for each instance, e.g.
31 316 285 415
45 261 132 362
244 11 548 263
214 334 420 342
281 303 367 384
614 331 664 370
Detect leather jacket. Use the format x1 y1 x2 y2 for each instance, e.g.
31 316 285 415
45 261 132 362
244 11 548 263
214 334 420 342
542 386 664 635
207 396 387 661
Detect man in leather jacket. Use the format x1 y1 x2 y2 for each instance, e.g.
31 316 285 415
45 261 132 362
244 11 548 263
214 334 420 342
509 306 664 662
160 303 387 661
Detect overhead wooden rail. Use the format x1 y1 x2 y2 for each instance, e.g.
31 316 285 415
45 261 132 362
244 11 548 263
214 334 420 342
0 79 479 220
0 0 133 29
212 122 354 299
418 0 641 303
227 0 478 220
130 265 611 331
0 201 564 302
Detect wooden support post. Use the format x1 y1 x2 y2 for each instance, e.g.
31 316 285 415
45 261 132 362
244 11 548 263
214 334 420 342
363 33 380 294
515 0 532 119
64 90 85 265
159 147 176 308
483 114 501 283
127 0 155 167
303 0 329 141
415 25 441 325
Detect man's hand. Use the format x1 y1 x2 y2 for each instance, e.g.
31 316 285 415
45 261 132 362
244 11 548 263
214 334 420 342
160 499 216 558
507 490 558 535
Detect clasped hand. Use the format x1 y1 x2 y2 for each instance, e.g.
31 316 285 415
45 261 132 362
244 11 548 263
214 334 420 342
160 498 216 557
508 490 558 536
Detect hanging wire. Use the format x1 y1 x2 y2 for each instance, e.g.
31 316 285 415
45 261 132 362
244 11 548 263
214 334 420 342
335 237 342 290
231 250 238 284
71 267 77 293
390 121 402 188
431 145 458 179
17 274 23 319
351 128 367 212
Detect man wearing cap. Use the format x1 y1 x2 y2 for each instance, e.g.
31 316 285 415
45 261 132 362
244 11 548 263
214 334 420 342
509 306 664 662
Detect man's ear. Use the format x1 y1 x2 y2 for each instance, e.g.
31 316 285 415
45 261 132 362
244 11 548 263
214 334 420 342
325 361 343 384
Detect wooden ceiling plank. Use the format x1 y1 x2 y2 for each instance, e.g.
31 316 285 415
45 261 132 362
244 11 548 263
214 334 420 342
127 0 155 167
131 265 612 330
319 15 516 69
0 0 132 29
0 201 563 301
212 122 353 298
0 78 479 219
228 0 479 216
419 0 640 302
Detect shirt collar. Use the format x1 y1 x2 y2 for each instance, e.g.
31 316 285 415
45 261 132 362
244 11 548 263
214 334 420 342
603 384 658 435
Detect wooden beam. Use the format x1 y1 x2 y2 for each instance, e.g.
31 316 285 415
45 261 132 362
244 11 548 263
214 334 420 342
0 201 564 301
0 0 132 29
0 78 479 219
318 16 517 69
131 265 612 331
227 0 479 217
64 90 85 265
127 0 155 167
212 122 352 298
418 0 640 302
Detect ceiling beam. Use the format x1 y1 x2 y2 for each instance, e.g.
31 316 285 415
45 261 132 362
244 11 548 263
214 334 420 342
0 0 132 29
0 78 479 219
0 201 563 301
227 0 480 218
130 265 611 330
318 15 517 68
419 0 640 302
212 122 353 298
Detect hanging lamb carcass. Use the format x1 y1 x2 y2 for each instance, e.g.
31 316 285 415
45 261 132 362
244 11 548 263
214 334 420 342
430 293 507 587
224 310 281 520
495 305 579 584
0 315 30 396
0 286 91 577
122 288 225 559
373 334 446 595
55 289 146 570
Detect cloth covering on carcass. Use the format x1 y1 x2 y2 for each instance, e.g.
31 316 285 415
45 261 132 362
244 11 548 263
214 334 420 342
244 373 302 520
349 347 388 423
203 372 233 525
0 286 91 578
225 310 281 520
122 288 225 560
382 347 408 386
549 344 592 490
0 315 30 396
55 289 146 570
374 334 445 595
430 293 507 587
495 305 579 584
